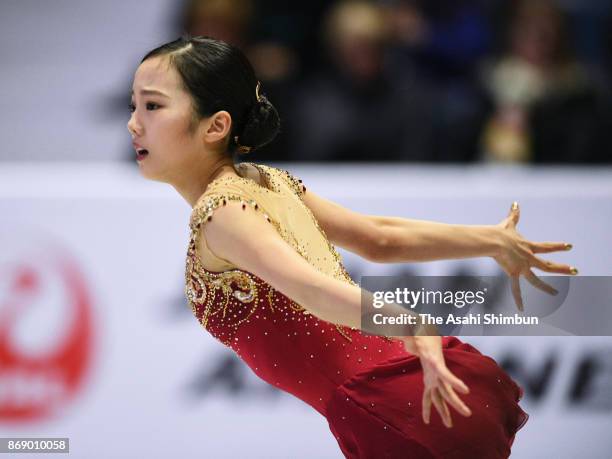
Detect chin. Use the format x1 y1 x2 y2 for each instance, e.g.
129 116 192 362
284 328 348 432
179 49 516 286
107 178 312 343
138 165 158 181
142 168 172 185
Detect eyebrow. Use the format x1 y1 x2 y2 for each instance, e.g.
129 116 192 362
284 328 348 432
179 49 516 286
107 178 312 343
131 89 170 98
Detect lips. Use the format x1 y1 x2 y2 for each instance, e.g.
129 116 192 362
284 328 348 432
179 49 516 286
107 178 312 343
133 141 149 158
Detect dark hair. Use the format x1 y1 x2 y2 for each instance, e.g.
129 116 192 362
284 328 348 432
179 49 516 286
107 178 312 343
140 35 280 155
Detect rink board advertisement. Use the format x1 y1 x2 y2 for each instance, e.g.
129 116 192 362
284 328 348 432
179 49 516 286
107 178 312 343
0 163 611 458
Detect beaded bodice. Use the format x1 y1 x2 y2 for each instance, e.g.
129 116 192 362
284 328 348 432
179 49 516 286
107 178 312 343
184 163 407 414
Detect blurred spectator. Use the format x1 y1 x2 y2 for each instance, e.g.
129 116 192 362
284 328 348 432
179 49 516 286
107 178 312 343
382 0 493 162
180 0 253 47
385 0 492 81
479 0 611 163
290 0 436 162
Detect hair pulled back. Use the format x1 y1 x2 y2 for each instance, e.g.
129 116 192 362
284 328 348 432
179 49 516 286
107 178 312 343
141 35 280 154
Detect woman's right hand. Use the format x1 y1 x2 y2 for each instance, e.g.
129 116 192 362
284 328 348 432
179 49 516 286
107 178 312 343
403 335 472 428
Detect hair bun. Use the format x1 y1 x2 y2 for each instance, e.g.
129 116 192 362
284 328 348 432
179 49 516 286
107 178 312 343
237 94 281 153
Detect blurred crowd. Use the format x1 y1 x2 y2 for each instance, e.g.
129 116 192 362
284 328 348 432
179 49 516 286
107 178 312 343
143 0 612 163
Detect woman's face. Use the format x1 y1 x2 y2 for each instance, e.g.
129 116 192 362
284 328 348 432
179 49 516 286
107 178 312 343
127 56 205 183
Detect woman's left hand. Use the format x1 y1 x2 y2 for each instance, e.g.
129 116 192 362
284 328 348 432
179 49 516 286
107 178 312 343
402 334 472 428
492 202 577 311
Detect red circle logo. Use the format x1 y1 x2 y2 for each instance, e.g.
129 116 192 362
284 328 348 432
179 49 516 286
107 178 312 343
0 235 95 424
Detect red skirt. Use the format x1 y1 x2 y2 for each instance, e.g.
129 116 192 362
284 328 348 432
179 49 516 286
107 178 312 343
326 337 529 458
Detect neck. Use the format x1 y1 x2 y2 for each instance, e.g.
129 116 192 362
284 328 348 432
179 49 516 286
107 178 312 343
174 155 239 208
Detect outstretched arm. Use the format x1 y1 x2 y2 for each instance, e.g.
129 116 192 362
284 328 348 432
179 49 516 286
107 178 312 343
304 190 577 310
305 190 575 269
360 214 502 263
304 189 500 263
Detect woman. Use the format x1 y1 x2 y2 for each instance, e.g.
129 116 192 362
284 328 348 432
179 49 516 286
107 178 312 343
127 36 576 458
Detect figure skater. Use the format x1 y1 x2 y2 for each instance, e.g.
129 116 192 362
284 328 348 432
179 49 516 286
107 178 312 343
127 35 577 458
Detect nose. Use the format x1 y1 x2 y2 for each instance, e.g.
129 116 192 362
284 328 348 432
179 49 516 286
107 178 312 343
127 112 142 138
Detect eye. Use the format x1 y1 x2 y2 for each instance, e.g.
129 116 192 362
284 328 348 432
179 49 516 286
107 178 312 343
128 101 160 113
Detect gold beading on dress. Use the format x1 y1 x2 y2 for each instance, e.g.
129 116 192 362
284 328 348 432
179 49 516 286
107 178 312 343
184 164 396 346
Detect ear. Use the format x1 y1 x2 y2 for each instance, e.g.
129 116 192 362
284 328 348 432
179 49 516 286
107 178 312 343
203 110 232 144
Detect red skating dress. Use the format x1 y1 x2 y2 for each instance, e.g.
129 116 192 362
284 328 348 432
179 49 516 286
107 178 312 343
184 163 529 458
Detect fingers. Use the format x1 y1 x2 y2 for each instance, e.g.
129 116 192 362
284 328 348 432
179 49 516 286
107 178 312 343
529 256 578 275
422 389 431 425
440 366 470 395
511 276 524 312
507 201 520 226
431 388 453 428
530 241 573 254
524 269 558 296
438 381 472 418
